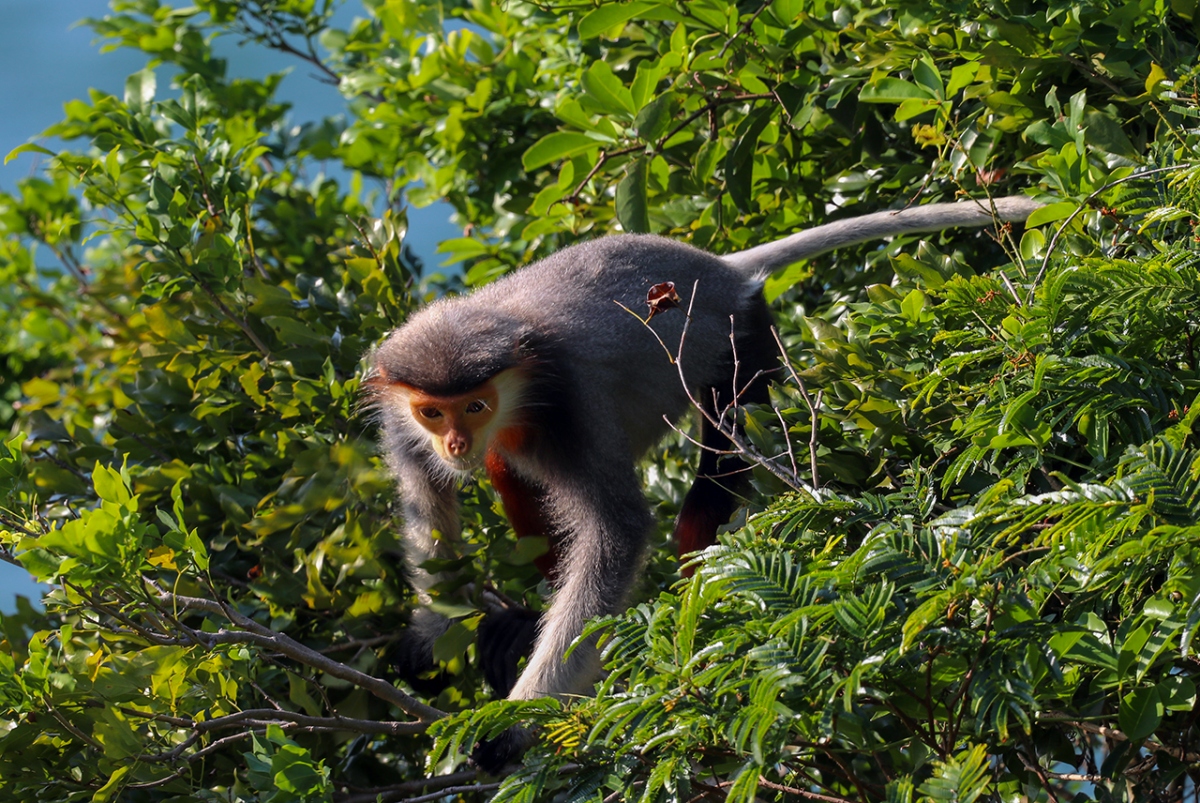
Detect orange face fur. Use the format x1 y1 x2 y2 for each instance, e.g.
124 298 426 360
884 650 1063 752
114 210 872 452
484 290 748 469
392 368 527 471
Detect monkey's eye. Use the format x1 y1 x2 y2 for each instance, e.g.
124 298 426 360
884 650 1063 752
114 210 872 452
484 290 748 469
418 407 443 419
465 400 489 414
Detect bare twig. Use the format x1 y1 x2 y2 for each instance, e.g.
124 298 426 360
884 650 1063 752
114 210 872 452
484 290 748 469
614 300 677 364
0 513 36 539
243 202 269 279
670 283 806 491
238 10 342 87
201 708 424 736
1046 770 1105 783
773 403 799 478
1018 749 1066 802
169 246 273 358
389 782 503 803
567 145 643 203
45 702 104 751
770 327 821 487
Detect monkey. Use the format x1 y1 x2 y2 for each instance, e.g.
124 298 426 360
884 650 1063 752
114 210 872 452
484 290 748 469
365 195 1040 771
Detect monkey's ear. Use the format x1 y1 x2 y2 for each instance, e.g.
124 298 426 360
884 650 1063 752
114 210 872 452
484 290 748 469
361 365 404 399
515 331 540 358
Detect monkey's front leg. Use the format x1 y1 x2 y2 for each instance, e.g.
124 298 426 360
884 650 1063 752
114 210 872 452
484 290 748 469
472 460 652 771
387 444 464 689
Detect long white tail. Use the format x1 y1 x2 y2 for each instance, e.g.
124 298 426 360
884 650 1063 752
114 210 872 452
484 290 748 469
720 196 1042 274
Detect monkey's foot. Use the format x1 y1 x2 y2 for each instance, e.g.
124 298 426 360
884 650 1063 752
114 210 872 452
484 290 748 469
470 726 534 775
385 611 451 696
478 607 541 697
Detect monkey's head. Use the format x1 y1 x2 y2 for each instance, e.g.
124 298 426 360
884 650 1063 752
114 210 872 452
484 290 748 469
397 372 523 470
367 305 538 471
367 366 529 473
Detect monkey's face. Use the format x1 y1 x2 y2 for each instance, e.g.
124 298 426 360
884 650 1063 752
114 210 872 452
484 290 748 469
406 380 504 470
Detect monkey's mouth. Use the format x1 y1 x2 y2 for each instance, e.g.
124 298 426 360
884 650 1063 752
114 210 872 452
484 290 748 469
443 452 486 473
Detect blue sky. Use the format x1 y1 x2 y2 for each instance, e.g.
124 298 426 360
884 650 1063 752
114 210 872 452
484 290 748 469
0 1 459 613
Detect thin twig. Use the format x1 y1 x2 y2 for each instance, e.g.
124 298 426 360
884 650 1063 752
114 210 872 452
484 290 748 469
719 1 772 57
243 202 268 279
614 300 676 364
773 404 799 478
389 782 503 803
1030 163 1192 303
771 326 821 487
566 145 643 202
183 263 273 358
756 777 855 803
349 215 385 269
1037 714 1200 762
670 283 806 491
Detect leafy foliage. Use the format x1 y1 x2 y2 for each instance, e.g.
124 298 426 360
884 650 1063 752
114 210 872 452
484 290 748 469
0 0 1199 801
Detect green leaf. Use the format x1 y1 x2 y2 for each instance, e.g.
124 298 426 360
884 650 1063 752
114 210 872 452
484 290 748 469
911 55 944 99
634 92 678 142
900 288 928 322
582 61 637 116
522 132 601 170
431 621 475 666
1119 686 1163 742
4 142 56 164
946 61 980 97
578 2 659 39
124 67 157 108
892 254 946 289
92 765 132 803
763 261 812 302
631 60 666 109
1025 201 1076 227
902 591 951 651
1084 111 1138 156
724 762 762 803
262 316 327 348
616 158 650 233
724 107 772 213
917 745 991 803
1157 676 1196 711
860 78 937 103
144 304 199 346
92 463 133 507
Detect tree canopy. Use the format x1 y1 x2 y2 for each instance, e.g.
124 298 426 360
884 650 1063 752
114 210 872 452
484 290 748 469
2 0 1200 801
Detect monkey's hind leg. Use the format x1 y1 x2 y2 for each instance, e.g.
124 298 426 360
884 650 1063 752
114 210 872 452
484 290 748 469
477 603 540 697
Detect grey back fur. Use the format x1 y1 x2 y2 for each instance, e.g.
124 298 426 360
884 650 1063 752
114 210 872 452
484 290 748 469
375 234 761 461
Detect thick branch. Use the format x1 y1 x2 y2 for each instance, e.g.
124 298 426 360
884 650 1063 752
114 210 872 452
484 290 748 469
336 770 488 803
1038 714 1200 762
163 591 444 722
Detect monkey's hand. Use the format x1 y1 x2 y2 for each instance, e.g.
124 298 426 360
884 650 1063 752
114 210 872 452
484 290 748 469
470 725 534 775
